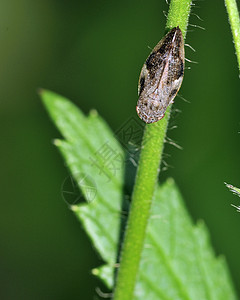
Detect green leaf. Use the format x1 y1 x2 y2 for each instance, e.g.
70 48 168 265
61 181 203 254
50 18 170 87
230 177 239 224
135 179 236 299
41 89 125 268
41 90 237 299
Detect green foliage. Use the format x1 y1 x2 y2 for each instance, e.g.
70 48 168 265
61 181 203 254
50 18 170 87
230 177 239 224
41 90 237 300
41 90 124 267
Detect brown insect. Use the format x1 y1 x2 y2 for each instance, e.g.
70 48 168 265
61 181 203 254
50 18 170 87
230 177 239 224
136 26 185 124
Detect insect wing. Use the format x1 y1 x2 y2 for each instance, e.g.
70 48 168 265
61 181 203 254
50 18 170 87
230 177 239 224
136 27 185 124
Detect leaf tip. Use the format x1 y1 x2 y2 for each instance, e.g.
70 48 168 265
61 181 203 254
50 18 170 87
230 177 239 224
53 139 62 146
38 89 62 108
71 204 79 212
38 88 54 108
37 88 45 95
92 268 99 276
89 109 98 117
166 177 175 186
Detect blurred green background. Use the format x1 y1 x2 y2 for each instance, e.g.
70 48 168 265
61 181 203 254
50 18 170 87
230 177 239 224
1 0 240 299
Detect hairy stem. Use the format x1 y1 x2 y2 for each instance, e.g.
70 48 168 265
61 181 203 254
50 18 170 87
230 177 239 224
225 0 240 71
113 1 192 300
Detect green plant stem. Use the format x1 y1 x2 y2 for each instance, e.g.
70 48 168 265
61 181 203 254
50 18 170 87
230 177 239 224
113 1 191 300
225 0 240 71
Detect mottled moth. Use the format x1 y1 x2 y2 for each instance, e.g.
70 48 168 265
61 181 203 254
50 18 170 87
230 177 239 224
136 26 185 124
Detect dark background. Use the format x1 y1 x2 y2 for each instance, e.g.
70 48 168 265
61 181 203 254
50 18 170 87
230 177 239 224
1 0 240 299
